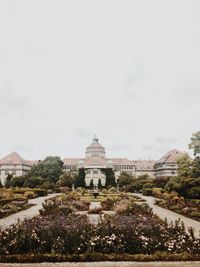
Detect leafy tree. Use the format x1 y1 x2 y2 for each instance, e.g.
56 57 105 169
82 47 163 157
24 176 44 188
5 174 13 188
57 173 75 188
98 178 102 189
89 179 94 189
104 168 116 187
164 176 182 193
10 176 27 187
189 131 200 156
176 154 192 178
0 179 3 188
75 168 86 188
191 156 200 178
118 172 133 187
28 156 63 183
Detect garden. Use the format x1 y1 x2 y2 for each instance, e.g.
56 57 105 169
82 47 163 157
0 188 47 219
0 191 199 263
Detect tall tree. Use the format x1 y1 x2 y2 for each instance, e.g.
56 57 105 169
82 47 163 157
176 154 192 178
189 131 200 156
75 168 86 188
57 172 75 188
104 168 116 187
28 156 63 183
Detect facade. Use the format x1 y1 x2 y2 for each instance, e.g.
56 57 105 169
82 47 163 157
154 149 185 178
0 137 185 185
0 152 37 185
63 136 156 186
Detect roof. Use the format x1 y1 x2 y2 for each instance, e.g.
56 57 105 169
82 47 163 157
63 158 84 165
0 152 37 166
134 160 156 170
84 157 107 167
156 149 185 164
86 136 105 150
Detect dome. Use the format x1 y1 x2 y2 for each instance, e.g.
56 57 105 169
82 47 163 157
85 135 106 158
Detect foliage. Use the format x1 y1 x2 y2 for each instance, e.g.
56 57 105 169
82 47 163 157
177 154 192 178
118 172 133 187
97 179 102 189
89 179 94 189
0 194 200 256
156 193 200 221
191 156 200 178
104 168 116 187
27 156 63 184
100 198 114 210
24 191 37 199
5 174 13 188
57 173 75 188
75 168 86 188
23 176 44 188
189 131 200 156
0 252 199 263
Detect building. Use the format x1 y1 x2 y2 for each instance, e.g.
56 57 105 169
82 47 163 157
0 137 185 186
63 136 156 186
154 149 185 178
0 152 37 185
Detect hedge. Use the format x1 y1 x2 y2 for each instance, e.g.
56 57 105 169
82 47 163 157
0 252 199 263
13 189 47 197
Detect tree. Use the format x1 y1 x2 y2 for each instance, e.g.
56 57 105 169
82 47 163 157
57 173 75 188
189 131 200 156
104 168 116 187
176 154 192 178
98 178 102 189
5 174 13 188
10 176 27 187
118 172 132 187
24 176 44 188
191 156 200 178
89 179 94 189
75 168 86 188
27 156 63 183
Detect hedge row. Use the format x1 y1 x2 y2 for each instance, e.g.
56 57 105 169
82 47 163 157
13 188 47 197
0 252 199 263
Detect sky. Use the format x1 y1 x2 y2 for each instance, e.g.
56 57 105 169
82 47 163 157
0 0 199 161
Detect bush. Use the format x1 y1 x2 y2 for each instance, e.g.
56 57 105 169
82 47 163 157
24 191 37 199
142 188 153 196
101 198 114 210
152 188 162 198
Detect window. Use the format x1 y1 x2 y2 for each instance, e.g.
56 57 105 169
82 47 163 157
93 170 98 174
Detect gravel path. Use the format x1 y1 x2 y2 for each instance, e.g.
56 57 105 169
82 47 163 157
133 193 200 237
0 193 60 229
0 262 199 267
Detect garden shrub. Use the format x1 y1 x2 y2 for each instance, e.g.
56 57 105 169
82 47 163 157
142 188 153 196
152 188 162 198
24 191 37 199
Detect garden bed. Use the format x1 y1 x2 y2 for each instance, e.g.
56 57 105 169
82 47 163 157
0 192 199 262
155 193 200 222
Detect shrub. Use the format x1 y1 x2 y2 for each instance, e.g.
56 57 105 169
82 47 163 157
24 191 37 199
142 188 153 196
152 188 162 198
88 207 103 214
101 198 114 210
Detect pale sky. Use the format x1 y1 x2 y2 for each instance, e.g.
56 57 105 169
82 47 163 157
0 0 199 161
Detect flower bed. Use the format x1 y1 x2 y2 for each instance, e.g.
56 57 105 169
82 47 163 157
155 193 200 221
0 199 34 219
0 195 199 260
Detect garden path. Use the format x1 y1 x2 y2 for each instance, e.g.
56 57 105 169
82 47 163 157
133 193 200 237
0 193 60 229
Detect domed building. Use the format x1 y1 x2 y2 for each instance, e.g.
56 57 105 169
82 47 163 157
63 136 156 186
85 135 106 158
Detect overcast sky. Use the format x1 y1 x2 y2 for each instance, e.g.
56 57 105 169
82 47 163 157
0 0 199 161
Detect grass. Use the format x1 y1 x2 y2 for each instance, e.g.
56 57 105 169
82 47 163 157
80 193 121 202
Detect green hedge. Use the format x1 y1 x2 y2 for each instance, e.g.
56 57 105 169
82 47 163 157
0 252 199 263
13 189 47 197
142 188 153 196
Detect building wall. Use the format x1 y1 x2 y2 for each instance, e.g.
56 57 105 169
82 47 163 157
0 164 32 185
